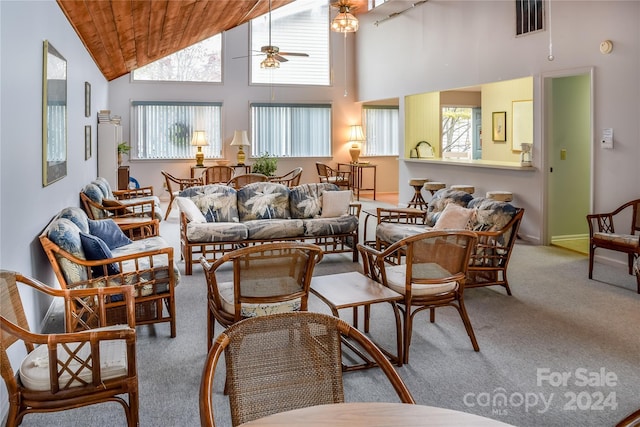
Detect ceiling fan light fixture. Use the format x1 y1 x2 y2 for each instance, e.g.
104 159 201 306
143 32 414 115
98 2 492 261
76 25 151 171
331 5 359 33
261 55 280 69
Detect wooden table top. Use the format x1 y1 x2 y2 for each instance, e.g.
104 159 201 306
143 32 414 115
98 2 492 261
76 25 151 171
239 402 515 426
310 271 403 310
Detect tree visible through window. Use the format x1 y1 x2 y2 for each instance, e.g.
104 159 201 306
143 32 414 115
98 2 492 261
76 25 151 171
132 34 222 83
442 107 472 159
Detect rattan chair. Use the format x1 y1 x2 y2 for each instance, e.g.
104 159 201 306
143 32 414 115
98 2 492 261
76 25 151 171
202 166 235 184
587 199 640 287
161 170 203 220
0 270 138 427
226 173 269 189
617 407 640 427
358 230 479 363
315 162 351 190
200 242 324 350
199 311 415 427
269 167 303 187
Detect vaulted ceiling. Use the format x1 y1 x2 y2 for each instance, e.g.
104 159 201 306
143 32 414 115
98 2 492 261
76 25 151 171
57 0 368 82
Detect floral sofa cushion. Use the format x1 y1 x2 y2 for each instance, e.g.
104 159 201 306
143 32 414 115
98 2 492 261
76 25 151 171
179 184 239 223
237 182 290 221
243 219 305 240
289 183 339 219
215 280 301 318
185 222 248 243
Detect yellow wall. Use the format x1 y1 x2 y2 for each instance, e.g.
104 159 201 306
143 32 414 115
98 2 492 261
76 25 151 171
405 91 441 157
481 76 533 162
404 76 533 162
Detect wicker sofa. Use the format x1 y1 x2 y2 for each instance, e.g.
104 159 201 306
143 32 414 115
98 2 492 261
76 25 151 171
80 177 164 221
178 182 361 275
374 188 524 295
39 206 179 336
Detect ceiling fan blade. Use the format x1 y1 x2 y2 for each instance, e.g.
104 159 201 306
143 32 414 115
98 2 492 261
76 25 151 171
274 54 289 62
279 52 309 57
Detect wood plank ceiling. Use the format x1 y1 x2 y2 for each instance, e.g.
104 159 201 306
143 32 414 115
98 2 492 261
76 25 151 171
56 0 368 82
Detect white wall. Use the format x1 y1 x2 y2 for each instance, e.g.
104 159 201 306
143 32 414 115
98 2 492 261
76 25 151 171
108 24 399 200
0 0 108 417
355 0 640 244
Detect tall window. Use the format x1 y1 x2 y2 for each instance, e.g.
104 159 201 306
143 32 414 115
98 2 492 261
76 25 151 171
441 107 472 159
250 103 331 157
250 0 330 86
362 106 399 156
132 34 222 82
131 101 222 160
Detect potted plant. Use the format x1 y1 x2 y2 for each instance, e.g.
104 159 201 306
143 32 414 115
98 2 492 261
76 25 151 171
117 142 131 166
251 152 278 177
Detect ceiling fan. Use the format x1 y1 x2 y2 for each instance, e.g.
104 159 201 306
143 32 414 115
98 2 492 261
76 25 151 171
252 0 309 69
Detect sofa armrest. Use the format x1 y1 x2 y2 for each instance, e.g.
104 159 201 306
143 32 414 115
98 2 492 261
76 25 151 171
349 202 362 217
113 218 160 240
113 186 154 199
376 207 426 225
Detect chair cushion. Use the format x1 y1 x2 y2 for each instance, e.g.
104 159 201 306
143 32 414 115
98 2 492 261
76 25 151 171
216 281 301 318
175 196 207 223
19 325 130 391
433 203 475 230
79 232 120 276
376 223 430 245
385 264 457 296
88 219 132 249
244 219 304 240
320 190 352 218
593 232 640 248
46 218 88 284
58 207 90 233
426 189 474 226
289 183 338 219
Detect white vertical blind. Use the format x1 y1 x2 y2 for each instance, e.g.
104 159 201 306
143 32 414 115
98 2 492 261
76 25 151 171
363 106 399 156
131 102 222 159
251 103 331 157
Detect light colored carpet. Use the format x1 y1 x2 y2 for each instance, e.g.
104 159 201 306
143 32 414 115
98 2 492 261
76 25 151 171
27 202 640 427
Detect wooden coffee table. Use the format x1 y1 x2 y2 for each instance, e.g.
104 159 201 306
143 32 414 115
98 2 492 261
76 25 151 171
310 271 403 370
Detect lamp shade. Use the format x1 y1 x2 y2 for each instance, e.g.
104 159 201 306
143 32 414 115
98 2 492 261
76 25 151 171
191 130 209 147
230 130 250 146
348 125 365 142
331 5 359 33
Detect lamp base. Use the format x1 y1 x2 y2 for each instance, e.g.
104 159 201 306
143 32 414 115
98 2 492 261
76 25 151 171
349 145 360 164
195 151 204 167
236 147 246 165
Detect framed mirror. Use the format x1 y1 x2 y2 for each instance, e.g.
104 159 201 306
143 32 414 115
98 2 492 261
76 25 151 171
42 40 67 186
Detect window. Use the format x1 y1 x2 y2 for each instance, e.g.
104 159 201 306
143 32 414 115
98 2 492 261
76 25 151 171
132 34 222 82
516 0 544 36
250 0 330 86
441 107 472 159
362 106 399 156
250 103 331 157
131 101 222 160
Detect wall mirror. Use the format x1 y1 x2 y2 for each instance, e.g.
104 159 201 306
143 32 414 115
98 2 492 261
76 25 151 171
42 40 67 186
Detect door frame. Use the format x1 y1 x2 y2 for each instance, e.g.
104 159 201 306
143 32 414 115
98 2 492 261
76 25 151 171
541 67 594 246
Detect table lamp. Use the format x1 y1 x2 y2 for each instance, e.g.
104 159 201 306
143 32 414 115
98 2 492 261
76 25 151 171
191 130 209 167
348 125 365 164
230 130 250 165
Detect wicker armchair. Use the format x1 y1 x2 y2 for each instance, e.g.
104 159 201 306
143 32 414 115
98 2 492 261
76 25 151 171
39 208 179 337
358 230 479 363
226 173 269 189
81 177 162 221
200 242 324 350
199 312 415 427
587 199 640 288
161 170 203 220
316 162 351 190
269 167 303 187
0 270 138 427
